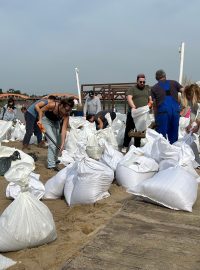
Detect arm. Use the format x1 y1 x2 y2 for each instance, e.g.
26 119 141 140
60 116 69 151
96 97 101 113
83 98 88 117
36 101 53 124
127 95 136 109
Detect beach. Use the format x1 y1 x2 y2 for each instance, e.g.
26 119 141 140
0 141 129 270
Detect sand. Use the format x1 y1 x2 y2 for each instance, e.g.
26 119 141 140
0 141 130 270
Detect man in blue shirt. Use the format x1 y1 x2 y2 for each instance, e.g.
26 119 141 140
151 70 183 144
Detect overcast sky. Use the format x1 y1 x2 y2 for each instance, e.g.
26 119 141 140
0 0 199 95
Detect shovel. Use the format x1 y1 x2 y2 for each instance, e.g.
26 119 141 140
37 122 61 151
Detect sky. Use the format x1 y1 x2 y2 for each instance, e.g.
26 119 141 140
0 0 200 95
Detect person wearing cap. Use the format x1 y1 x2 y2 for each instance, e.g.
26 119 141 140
0 97 17 121
83 90 101 117
151 69 183 144
121 74 152 153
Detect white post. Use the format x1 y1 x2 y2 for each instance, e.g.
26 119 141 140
178 42 185 84
75 68 82 104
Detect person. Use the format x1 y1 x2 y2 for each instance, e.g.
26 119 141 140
86 110 116 130
0 97 17 121
37 97 74 171
22 95 56 150
121 74 152 153
183 83 200 134
151 69 183 144
182 83 200 164
83 90 101 117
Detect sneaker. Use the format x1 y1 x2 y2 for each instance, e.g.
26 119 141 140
48 166 60 172
121 147 128 154
37 141 47 149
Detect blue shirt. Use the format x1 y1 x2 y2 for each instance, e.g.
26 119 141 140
27 99 48 118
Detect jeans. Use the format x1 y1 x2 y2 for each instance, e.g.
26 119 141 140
123 111 141 148
23 111 42 145
42 116 60 168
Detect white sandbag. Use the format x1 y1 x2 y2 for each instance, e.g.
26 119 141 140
86 134 103 160
99 140 123 171
64 163 78 205
0 163 57 252
65 121 96 157
0 254 16 269
6 172 45 200
0 120 13 142
0 145 35 169
64 158 114 205
44 164 73 199
111 117 126 147
116 145 158 190
128 166 198 212
178 117 190 139
96 127 118 150
131 105 151 131
58 150 75 166
10 121 25 141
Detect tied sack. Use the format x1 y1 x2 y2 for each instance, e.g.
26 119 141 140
64 157 114 205
128 166 198 212
116 145 158 190
0 163 57 252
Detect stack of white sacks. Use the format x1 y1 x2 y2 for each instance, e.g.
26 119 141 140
0 119 37 143
45 115 125 205
122 128 199 212
44 113 200 212
44 114 125 205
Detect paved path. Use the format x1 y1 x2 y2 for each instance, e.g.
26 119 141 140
62 193 200 270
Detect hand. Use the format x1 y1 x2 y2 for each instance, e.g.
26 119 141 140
185 124 192 134
131 107 136 113
191 123 199 134
59 144 64 153
148 101 153 108
37 121 46 132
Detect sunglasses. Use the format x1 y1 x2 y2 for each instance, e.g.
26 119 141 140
139 81 145 84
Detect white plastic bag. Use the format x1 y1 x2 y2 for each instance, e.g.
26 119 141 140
99 140 123 171
64 158 114 205
128 166 198 212
116 145 158 190
0 163 57 252
44 164 73 199
131 105 151 131
0 254 16 269
6 172 45 200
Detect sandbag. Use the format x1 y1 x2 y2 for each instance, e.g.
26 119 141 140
44 164 73 199
116 145 158 190
0 163 57 252
131 105 151 131
128 166 198 212
64 157 114 205
0 120 13 141
99 140 123 171
6 172 45 200
0 145 35 168
0 254 16 269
